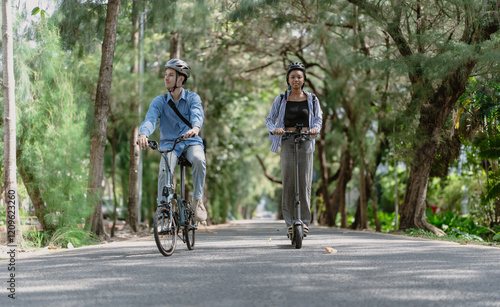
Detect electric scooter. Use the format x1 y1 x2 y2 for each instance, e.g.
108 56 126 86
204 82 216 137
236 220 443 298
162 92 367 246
276 123 316 249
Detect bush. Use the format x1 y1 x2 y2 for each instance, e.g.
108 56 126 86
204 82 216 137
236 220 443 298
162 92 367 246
47 227 98 248
427 210 498 242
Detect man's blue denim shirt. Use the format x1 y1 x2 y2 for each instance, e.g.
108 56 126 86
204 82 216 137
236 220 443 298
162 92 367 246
140 89 204 157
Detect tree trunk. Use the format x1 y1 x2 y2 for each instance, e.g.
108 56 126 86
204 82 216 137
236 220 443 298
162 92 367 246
110 138 118 237
325 146 353 227
316 117 332 224
399 153 445 235
126 1 140 232
170 31 181 59
356 162 368 230
399 60 476 235
17 163 53 232
368 172 381 232
3 0 22 245
351 165 374 230
127 127 140 231
311 116 332 226
88 0 121 238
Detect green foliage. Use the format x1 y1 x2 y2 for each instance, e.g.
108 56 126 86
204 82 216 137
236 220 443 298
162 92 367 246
405 228 483 244
374 211 396 233
48 227 98 248
426 211 500 242
456 76 500 223
493 232 500 241
23 231 46 249
377 164 407 213
16 20 92 229
31 6 48 19
426 174 469 213
52 0 109 56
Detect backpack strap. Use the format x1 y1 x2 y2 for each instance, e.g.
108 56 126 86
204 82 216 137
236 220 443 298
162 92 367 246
164 94 193 129
278 93 284 109
311 93 317 116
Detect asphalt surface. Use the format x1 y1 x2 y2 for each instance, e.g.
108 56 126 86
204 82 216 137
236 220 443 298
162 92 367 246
1 219 500 307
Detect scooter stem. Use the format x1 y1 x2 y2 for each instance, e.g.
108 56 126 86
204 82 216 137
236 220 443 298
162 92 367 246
294 135 301 222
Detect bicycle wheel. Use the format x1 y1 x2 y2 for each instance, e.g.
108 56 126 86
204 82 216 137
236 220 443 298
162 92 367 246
293 224 303 249
154 206 177 256
185 206 196 250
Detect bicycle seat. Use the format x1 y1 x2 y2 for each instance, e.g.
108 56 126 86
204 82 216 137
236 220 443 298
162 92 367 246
178 154 192 167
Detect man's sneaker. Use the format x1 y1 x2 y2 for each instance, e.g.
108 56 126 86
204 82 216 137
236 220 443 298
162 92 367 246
194 199 207 222
303 224 309 233
287 226 293 234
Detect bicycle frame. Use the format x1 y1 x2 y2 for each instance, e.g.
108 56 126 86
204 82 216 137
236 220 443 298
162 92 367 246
150 137 196 238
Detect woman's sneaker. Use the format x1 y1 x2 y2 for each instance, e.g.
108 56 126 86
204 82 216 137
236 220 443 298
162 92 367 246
194 199 207 222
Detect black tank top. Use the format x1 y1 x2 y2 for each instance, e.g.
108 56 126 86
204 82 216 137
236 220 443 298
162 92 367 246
284 100 309 128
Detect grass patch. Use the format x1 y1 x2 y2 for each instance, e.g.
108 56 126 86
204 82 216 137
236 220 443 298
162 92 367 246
402 228 500 247
21 227 99 249
48 227 99 248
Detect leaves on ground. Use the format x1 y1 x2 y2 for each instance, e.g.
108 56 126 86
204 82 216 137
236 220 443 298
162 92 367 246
324 247 337 254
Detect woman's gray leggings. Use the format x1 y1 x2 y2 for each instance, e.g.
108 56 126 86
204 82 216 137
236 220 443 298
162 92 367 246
280 136 313 227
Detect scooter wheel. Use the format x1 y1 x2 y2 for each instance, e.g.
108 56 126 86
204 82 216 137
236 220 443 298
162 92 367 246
293 224 303 249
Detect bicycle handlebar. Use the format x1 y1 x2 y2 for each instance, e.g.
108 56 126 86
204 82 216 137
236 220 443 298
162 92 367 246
147 136 185 153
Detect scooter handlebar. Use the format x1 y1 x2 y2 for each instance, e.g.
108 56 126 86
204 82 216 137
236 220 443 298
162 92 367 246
270 130 317 136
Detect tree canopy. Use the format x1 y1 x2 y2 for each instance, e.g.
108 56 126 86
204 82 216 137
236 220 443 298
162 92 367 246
2 0 500 245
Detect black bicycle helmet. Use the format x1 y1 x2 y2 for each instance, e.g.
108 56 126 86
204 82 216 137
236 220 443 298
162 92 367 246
165 59 191 83
286 62 306 88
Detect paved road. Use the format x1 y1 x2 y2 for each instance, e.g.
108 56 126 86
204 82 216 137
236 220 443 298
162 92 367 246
2 219 500 306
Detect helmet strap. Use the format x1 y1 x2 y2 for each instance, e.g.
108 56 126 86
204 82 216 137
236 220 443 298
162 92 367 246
170 72 179 92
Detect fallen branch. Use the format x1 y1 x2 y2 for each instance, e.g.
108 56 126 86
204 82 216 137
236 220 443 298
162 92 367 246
256 155 282 184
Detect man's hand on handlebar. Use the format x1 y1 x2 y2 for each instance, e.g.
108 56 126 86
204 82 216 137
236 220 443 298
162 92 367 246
184 126 200 139
137 134 149 150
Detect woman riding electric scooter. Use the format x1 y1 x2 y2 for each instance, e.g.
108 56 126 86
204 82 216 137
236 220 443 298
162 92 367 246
265 62 323 248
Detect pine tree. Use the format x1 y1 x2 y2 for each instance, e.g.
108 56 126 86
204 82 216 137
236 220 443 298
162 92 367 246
16 20 91 234
88 0 121 237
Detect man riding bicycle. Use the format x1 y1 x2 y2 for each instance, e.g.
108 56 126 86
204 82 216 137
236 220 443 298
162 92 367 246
137 59 207 223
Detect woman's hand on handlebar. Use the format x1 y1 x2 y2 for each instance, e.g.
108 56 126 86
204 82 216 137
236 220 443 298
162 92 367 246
308 128 319 137
137 134 149 150
272 128 285 135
